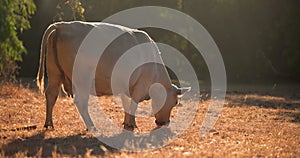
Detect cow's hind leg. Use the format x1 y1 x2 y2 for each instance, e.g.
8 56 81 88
44 76 62 129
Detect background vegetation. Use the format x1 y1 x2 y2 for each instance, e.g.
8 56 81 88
2 0 300 84
0 0 35 80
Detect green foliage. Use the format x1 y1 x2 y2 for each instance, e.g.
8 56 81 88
0 0 36 80
15 0 300 82
79 0 300 81
261 1 300 77
181 0 300 81
54 0 85 21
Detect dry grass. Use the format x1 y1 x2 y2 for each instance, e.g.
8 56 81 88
0 82 299 157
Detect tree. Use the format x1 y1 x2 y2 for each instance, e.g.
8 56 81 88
54 0 85 21
0 0 36 81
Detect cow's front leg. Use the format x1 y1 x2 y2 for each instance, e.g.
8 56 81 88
72 66 96 131
121 95 138 131
74 95 95 131
123 101 138 131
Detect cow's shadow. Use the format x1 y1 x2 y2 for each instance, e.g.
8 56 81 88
1 131 112 157
1 127 175 157
94 127 176 151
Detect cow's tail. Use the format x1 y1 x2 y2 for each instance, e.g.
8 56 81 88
36 24 57 93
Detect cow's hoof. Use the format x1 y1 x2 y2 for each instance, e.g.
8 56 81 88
44 125 54 130
123 123 137 131
152 125 170 131
86 126 97 132
155 120 170 127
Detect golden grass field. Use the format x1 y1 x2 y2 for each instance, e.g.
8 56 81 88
0 82 299 157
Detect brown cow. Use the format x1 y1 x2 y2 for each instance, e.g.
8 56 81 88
37 21 190 131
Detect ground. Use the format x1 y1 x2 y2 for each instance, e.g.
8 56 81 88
0 82 299 157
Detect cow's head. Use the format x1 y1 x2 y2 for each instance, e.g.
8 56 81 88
152 84 191 127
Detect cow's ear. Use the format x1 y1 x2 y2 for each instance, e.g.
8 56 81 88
172 84 191 97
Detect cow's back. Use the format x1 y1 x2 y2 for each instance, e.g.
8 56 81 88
53 21 167 98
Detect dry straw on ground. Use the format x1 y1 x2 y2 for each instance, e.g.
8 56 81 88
0 83 299 157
